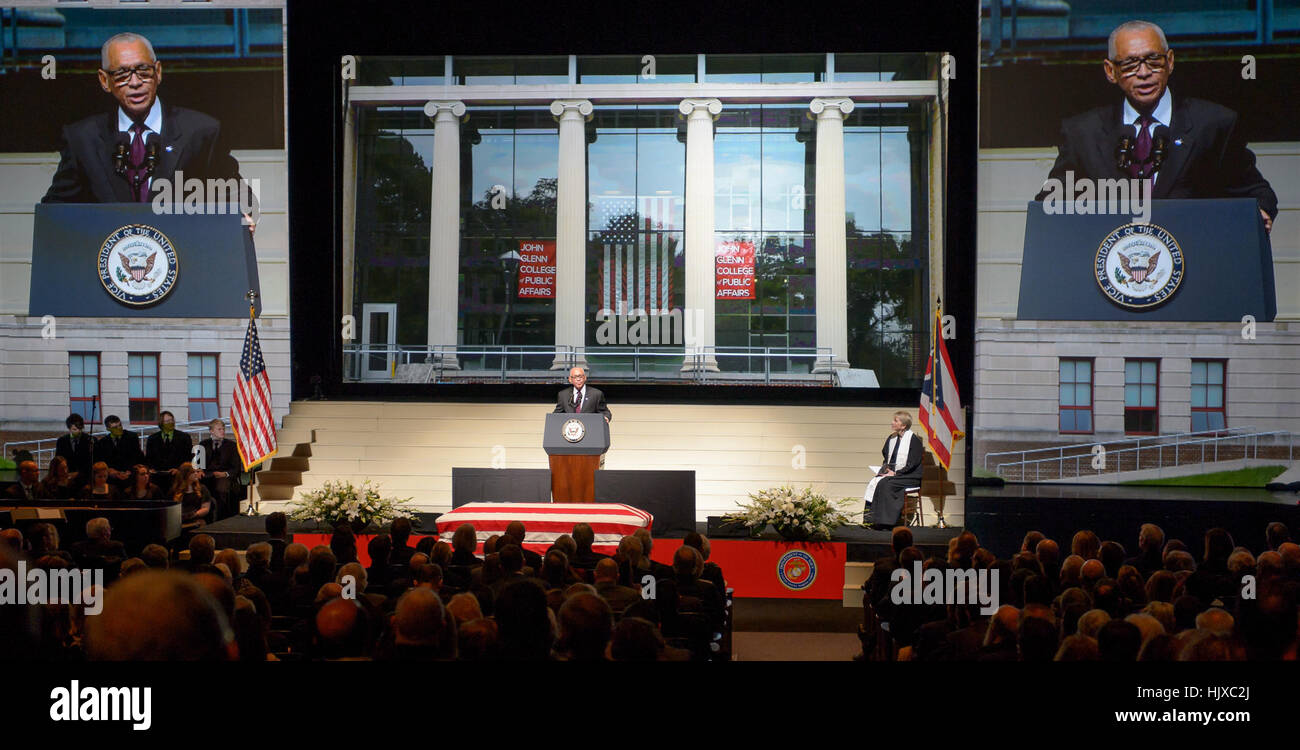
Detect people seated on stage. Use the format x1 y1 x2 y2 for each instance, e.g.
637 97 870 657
198 418 241 518
862 411 925 529
145 411 193 484
41 457 79 500
94 415 145 489
265 511 290 571
71 517 127 567
123 463 165 502
55 414 93 492
569 523 609 570
172 463 213 528
79 462 121 501
6 460 47 502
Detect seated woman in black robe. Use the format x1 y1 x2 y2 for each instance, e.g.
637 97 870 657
862 410 925 529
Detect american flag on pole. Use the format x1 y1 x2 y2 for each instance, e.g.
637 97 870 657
918 303 964 470
231 309 277 470
595 196 679 314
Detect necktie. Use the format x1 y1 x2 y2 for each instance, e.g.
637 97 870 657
127 122 149 202
888 436 900 469
576 390 585 413
1128 114 1153 179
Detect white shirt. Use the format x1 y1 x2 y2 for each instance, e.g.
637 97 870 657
117 97 164 190
572 385 587 408
1122 88 1172 184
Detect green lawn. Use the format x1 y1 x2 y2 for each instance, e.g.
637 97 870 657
1122 465 1288 488
972 466 1001 479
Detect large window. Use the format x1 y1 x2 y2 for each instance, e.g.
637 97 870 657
1124 359 1159 435
128 353 159 425
1191 360 1226 432
1059 358 1093 434
188 354 220 423
69 353 100 423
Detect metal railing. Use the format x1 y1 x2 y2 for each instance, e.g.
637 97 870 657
984 426 1256 470
343 344 837 385
991 429 1294 481
5 419 228 472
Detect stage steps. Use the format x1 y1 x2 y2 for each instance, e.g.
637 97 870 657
254 400 967 523
843 561 872 608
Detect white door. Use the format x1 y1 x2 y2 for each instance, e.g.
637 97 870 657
361 303 397 380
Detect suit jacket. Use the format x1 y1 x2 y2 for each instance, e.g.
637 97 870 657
94 432 145 473
42 103 253 210
554 386 612 421
71 538 127 564
198 437 240 476
1034 96 1278 218
55 434 94 480
5 483 47 502
146 431 194 474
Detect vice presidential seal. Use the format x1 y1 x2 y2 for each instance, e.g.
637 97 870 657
1094 222 1184 310
98 224 179 306
561 418 586 443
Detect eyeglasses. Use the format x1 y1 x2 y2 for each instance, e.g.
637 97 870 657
1110 52 1168 77
104 63 157 86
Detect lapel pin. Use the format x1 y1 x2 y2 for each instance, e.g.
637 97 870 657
165 145 174 152
1173 139 1182 146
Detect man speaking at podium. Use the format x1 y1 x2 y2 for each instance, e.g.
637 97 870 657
40 31 256 232
1034 20 1277 234
554 367 612 423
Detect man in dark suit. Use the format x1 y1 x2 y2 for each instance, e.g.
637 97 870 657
94 414 145 487
145 411 193 482
71 517 127 566
41 31 257 231
199 418 241 519
5 461 47 502
1034 20 1277 233
553 366 612 423
55 414 94 491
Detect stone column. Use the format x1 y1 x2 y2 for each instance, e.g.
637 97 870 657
550 99 593 369
679 98 722 372
810 97 854 372
424 100 466 369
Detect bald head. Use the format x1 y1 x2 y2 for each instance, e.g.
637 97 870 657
1035 538 1059 566
87 571 232 660
1077 609 1112 639
594 557 620 583
316 598 362 643
395 588 447 646
0 528 23 552
1080 558 1106 588
1195 607 1234 636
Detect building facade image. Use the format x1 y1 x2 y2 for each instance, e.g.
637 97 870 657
341 53 951 388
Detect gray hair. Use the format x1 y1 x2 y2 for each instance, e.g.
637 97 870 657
86 517 111 540
101 32 157 70
245 542 272 567
1108 21 1169 60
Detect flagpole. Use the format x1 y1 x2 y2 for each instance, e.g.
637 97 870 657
932 297 948 529
243 289 261 517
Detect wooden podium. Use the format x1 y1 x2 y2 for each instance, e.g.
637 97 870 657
543 413 609 503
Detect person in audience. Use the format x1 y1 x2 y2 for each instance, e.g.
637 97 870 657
1265 522 1290 551
1017 615 1059 662
215 548 243 588
390 518 416 567
414 563 443 595
145 411 193 482
1054 633 1099 661
172 463 212 527
494 579 553 661
1097 619 1142 661
41 456 78 500
55 414 93 490
7 460 48 501
86 570 234 660
668 546 723 632
457 618 499 661
616 535 649 587
140 543 169 569
78 461 120 501
386 587 456 661
1124 524 1165 577
1 527 24 555
684 531 726 594
124 463 165 501
71 517 126 565
329 524 358 566
415 536 436 559
540 548 581 590
1071 530 1101 560
633 528 672 580
178 534 217 574
244 542 273 591
264 542 308 615
366 534 393 590
570 523 609 569
450 524 481 567
1020 530 1045 555
493 545 531 595
1035 538 1061 589
313 597 371 660
198 418 241 518
978 606 1020 661
557 591 613 661
1099 540 1126 578
265 511 290 571
593 558 641 614
446 592 484 626
503 521 543 570
93 415 144 488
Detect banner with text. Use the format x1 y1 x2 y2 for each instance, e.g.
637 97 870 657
517 240 556 298
715 240 756 300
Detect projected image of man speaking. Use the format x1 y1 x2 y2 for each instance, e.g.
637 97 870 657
1034 20 1278 234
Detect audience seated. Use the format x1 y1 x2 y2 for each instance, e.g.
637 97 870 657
70 517 126 567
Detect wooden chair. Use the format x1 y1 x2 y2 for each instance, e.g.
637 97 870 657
903 452 957 527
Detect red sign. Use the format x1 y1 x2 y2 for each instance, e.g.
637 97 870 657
652 539 847 599
517 240 556 298
715 240 755 299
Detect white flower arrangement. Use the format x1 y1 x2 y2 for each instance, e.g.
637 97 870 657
289 479 416 530
724 485 856 540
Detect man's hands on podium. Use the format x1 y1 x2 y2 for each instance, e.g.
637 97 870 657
1261 208 1273 235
